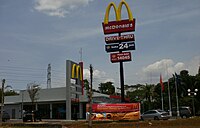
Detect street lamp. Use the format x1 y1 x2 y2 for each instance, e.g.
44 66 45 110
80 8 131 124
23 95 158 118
187 88 198 116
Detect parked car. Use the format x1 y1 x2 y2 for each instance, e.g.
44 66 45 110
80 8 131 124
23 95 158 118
23 110 42 122
172 106 192 118
0 111 10 122
141 110 170 120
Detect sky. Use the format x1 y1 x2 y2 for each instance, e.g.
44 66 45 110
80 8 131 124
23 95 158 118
0 0 200 91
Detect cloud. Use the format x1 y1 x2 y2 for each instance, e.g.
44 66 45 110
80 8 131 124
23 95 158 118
186 56 200 75
83 69 106 80
104 78 115 83
34 0 93 17
83 68 115 89
140 56 200 84
142 59 174 75
142 59 186 82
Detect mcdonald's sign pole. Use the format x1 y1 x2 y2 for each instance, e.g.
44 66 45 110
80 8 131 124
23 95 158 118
102 0 136 103
119 33 125 103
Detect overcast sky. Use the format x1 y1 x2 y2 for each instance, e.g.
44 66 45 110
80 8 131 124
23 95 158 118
0 0 200 90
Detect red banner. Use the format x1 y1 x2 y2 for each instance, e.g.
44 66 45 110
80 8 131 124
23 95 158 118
92 103 139 113
87 103 140 121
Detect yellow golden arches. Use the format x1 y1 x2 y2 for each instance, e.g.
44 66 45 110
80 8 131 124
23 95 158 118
104 2 119 24
118 0 133 21
71 64 83 81
104 0 134 24
76 65 82 80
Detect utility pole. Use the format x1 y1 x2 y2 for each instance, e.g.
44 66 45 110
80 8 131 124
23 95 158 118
88 64 93 128
167 79 172 116
47 64 51 89
174 74 180 117
1 79 5 122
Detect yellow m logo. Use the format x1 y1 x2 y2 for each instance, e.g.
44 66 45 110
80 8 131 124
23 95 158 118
71 64 83 81
104 0 134 24
102 0 135 35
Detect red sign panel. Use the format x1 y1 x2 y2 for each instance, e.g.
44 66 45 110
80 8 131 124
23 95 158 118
105 34 135 44
87 103 140 121
110 52 131 63
92 103 140 113
102 19 135 34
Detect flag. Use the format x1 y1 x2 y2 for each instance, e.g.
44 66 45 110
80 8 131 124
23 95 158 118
174 73 181 86
160 74 164 92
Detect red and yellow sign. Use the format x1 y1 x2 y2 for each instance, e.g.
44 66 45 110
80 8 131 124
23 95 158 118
92 103 139 113
88 103 140 121
102 0 135 34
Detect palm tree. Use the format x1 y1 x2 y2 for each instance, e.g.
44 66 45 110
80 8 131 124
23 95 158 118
141 84 155 110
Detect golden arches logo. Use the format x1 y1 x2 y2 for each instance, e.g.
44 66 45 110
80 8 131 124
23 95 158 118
71 64 83 81
104 0 133 24
102 0 135 35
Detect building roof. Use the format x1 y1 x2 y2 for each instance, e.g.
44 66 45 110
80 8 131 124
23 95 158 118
4 87 111 105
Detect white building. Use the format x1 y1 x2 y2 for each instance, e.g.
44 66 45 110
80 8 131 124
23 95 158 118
4 87 120 120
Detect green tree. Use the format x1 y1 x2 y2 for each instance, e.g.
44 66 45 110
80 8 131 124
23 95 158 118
98 82 115 95
126 84 144 102
83 79 89 91
195 72 200 114
126 84 155 112
142 84 155 103
141 84 155 110
4 90 19 96
0 85 19 103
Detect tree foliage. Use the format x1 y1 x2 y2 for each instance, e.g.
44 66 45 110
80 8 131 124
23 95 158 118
4 90 19 96
27 82 40 104
126 69 200 115
83 79 89 91
98 82 115 95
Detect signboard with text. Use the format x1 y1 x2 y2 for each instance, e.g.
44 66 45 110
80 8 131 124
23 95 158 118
87 103 140 121
102 19 135 34
105 42 135 53
110 52 131 63
105 34 135 44
101 0 136 104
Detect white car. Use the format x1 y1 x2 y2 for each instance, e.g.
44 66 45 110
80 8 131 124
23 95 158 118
141 110 170 120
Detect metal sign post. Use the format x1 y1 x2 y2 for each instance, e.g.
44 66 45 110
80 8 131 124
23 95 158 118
118 32 125 103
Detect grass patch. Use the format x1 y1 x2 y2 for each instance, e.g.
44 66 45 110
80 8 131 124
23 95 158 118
1 117 200 128
63 117 200 128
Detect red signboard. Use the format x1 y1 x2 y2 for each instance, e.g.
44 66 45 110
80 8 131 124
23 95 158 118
110 52 131 63
92 103 140 113
87 103 140 121
105 34 135 44
102 19 135 35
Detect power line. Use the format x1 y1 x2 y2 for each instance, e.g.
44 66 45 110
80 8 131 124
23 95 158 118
0 72 45 78
0 65 46 71
0 65 69 89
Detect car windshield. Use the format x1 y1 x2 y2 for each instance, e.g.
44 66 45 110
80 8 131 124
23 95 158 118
157 110 165 113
